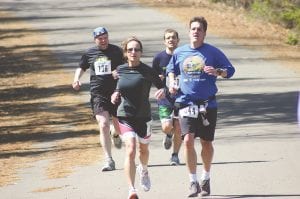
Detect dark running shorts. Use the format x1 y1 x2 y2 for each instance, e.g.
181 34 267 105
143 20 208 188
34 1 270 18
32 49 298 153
90 95 117 117
118 117 151 139
179 108 217 141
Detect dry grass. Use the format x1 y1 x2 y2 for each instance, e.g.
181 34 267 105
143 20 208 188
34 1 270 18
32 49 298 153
0 11 101 187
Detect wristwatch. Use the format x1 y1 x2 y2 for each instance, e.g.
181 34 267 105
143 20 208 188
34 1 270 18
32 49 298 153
216 68 224 76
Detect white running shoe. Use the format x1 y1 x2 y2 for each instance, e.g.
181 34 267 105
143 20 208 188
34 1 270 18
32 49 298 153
101 158 115 172
137 165 151 192
128 188 139 199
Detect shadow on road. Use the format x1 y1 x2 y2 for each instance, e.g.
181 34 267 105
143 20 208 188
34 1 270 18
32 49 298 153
218 91 298 125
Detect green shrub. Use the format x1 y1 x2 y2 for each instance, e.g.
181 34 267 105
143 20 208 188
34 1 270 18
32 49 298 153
281 7 300 30
206 0 300 45
251 0 272 17
237 0 300 45
286 32 299 45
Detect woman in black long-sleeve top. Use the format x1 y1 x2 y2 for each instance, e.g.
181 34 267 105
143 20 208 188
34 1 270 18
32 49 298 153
111 36 164 199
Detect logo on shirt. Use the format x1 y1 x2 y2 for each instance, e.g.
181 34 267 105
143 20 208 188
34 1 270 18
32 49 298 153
182 56 205 74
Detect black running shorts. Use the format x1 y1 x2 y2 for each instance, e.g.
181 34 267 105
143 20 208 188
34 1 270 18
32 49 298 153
179 108 217 141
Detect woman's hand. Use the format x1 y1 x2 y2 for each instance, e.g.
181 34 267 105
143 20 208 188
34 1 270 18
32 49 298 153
159 74 164 81
111 91 121 104
112 69 119 79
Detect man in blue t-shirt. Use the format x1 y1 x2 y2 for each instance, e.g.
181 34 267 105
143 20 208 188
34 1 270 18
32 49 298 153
167 16 235 197
152 29 182 166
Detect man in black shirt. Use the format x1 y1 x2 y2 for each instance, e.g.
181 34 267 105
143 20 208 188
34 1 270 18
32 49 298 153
72 27 124 171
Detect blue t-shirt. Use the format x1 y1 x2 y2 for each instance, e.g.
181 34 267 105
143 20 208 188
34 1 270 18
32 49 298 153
166 43 235 108
152 50 177 106
152 50 171 85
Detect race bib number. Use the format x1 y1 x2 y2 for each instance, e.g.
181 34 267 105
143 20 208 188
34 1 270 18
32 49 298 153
166 75 180 89
179 105 199 118
94 58 111 75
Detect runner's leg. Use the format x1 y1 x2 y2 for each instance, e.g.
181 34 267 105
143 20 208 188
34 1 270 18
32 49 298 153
184 133 197 174
200 139 213 174
112 116 121 135
95 111 112 158
124 136 137 188
172 119 182 154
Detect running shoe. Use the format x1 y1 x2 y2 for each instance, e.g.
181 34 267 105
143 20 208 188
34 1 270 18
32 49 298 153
110 125 122 149
170 153 180 166
162 134 172 150
200 179 210 196
188 181 201 197
111 134 122 149
101 158 115 172
128 188 139 199
137 165 151 192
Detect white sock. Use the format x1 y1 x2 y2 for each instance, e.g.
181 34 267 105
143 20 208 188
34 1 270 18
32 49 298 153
189 173 198 182
105 156 112 161
141 164 147 170
129 186 136 192
201 170 210 181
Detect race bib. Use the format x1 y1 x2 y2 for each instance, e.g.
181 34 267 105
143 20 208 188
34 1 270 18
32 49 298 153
94 58 111 75
179 105 199 118
166 75 180 89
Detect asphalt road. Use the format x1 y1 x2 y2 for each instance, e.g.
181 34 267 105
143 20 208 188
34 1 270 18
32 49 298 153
1 0 300 198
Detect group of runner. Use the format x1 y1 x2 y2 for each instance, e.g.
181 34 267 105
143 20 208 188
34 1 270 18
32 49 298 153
72 16 235 199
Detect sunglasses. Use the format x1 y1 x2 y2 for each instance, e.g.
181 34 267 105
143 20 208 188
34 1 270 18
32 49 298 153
127 48 141 52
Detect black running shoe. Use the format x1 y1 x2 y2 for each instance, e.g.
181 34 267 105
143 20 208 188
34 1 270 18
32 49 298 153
200 179 210 196
188 181 201 197
163 134 172 150
170 153 180 166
